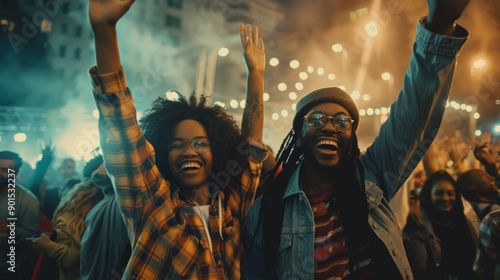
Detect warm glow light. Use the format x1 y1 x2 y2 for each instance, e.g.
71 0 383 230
460 104 466 110
14 133 27 143
362 94 371 101
475 130 481 136
278 83 287 91
295 82 304 91
495 125 500 133
328 74 336 80
317 67 324 75
289 92 297 100
272 113 280 120
473 112 480 119
291 103 296 111
165 90 179 100
263 93 270 101
381 107 388 114
375 109 381 115
281 110 288 117
359 109 366 116
466 106 472 112
230 99 238 108
339 85 346 91
307 66 314 73
290 60 300 69
351 91 360 99
381 72 391 81
269 57 279 66
473 59 486 69
332 43 343 53
365 21 378 37
92 109 99 119
214 101 225 108
218 47 229 57
299 72 308 80
367 108 374 115
240 100 246 108
136 111 143 120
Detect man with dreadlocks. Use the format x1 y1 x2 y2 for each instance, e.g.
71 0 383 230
88 0 267 278
242 0 470 279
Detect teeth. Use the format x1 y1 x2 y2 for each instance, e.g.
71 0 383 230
181 162 201 169
316 140 338 148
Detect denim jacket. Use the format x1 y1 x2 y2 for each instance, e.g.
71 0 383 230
243 19 469 280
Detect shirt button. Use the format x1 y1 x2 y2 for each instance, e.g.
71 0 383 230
312 207 318 213
393 249 399 256
329 246 334 253
217 259 222 265
368 196 375 202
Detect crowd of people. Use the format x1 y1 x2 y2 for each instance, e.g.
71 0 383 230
2 0 500 279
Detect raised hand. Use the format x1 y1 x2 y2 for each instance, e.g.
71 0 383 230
89 0 135 28
426 0 470 35
40 139 55 158
240 23 265 73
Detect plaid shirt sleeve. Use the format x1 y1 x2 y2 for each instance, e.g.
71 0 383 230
89 66 173 246
474 209 500 275
236 140 266 222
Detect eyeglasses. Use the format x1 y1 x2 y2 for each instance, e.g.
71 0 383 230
168 137 211 154
304 110 354 132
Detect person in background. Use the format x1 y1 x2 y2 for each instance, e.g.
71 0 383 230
474 208 500 280
403 170 479 280
80 157 129 280
0 151 40 278
31 179 103 280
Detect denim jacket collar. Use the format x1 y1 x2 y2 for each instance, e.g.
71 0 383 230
283 161 303 200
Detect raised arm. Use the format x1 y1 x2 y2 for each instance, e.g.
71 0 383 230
88 0 170 245
29 140 54 200
361 0 470 199
89 0 133 74
240 24 265 144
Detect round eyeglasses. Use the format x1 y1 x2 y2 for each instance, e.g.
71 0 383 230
303 110 354 132
168 137 211 154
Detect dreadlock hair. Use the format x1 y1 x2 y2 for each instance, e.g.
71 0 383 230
258 124 372 278
139 91 248 194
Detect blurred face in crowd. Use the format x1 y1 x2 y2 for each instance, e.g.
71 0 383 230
299 103 353 169
431 180 456 214
0 159 16 189
60 159 76 178
473 170 498 198
167 120 213 191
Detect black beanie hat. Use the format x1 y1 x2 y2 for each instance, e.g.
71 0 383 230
293 87 359 132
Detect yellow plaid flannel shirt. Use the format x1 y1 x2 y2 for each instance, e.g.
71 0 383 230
89 66 265 279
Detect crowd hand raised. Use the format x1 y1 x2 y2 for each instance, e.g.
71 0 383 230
426 0 470 35
240 23 265 73
89 0 135 28
40 139 55 157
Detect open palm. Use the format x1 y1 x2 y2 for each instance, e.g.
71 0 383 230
89 0 135 27
240 24 265 73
